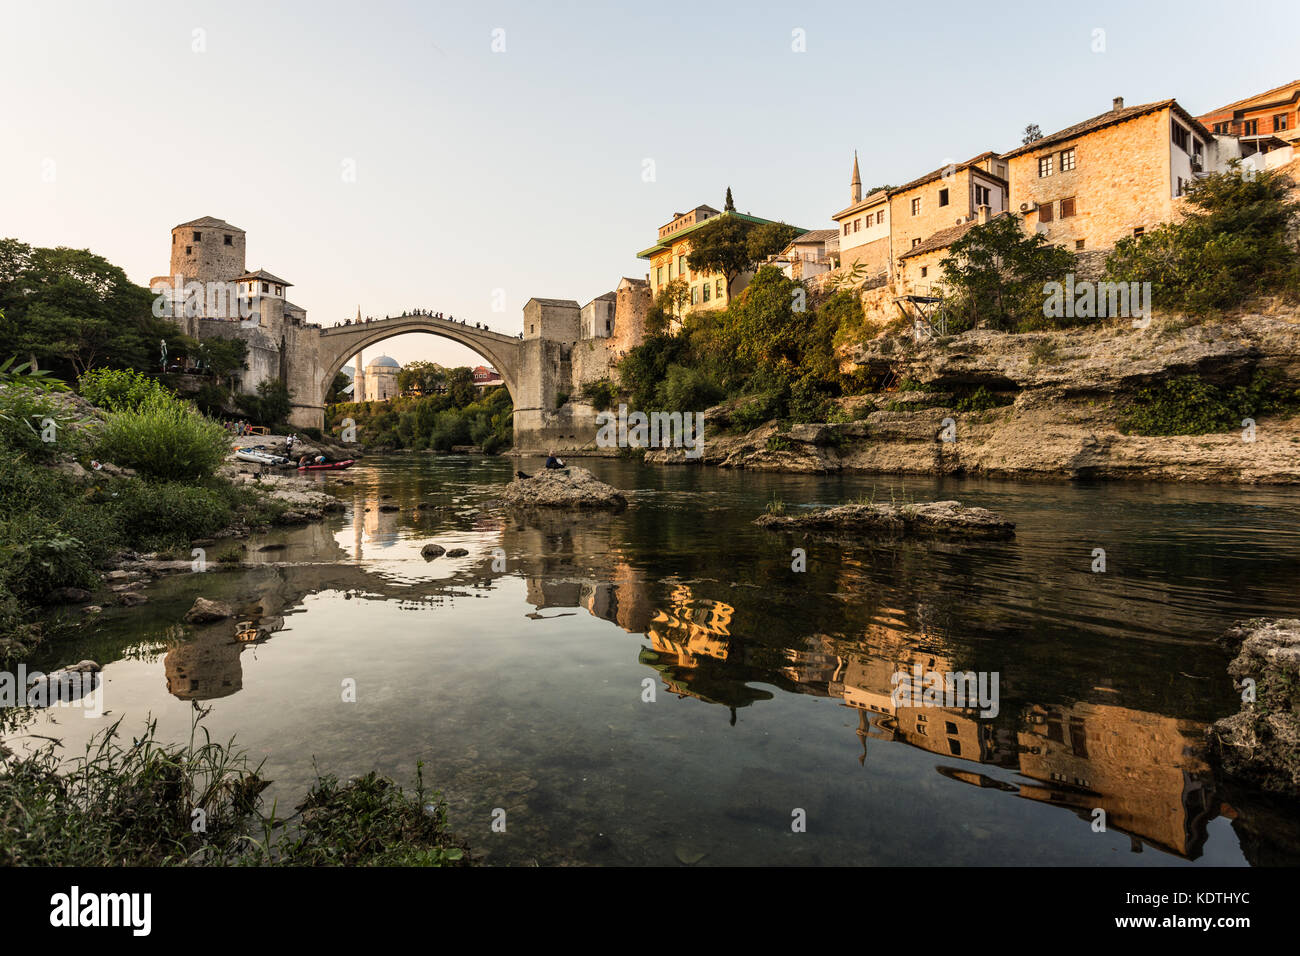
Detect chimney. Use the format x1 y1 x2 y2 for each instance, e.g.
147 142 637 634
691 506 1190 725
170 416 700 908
978 204 991 224
1113 96 1124 111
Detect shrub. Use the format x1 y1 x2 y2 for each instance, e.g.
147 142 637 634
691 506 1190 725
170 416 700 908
77 367 170 412
0 524 97 602
657 364 723 412
237 379 292 427
1104 164 1299 314
1119 371 1295 436
731 390 784 432
0 360 78 458
581 378 619 412
96 393 230 480
110 480 235 550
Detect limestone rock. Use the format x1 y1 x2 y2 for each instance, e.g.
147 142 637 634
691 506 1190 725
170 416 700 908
421 543 446 559
500 467 627 510
1209 618 1300 797
755 500 1015 539
185 597 234 624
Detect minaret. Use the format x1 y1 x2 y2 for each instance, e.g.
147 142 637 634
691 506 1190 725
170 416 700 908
850 151 862 205
352 307 366 403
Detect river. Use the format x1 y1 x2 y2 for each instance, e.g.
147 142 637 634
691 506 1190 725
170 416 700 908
22 455 1300 865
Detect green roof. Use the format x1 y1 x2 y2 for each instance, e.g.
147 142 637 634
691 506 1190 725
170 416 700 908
636 210 807 259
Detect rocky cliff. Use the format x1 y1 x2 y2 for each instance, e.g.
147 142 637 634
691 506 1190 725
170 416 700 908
646 312 1300 483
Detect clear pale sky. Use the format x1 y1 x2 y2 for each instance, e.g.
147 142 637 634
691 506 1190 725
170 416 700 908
2 0 1296 369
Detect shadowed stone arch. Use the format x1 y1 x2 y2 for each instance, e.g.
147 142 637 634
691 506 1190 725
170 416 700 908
317 314 523 407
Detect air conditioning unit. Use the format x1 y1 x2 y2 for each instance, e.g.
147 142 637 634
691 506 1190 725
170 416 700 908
1019 201 1037 213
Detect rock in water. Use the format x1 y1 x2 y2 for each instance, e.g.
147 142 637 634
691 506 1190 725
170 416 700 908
445 548 469 557
1209 618 1300 797
754 500 1014 538
499 466 627 510
185 597 234 624
421 543 447 559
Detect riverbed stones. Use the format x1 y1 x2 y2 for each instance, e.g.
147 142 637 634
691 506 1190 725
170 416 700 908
118 591 148 606
184 597 234 624
445 547 469 557
45 586 92 604
421 543 447 559
1209 618 1300 797
500 467 627 510
754 500 1015 538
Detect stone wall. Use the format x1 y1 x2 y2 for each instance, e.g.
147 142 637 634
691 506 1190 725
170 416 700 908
169 224 245 286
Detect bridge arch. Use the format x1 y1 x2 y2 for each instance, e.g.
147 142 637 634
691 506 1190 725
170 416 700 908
316 314 524 411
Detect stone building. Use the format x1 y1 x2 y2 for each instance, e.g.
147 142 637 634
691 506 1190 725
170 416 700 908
362 354 401 401
832 153 891 277
1001 97 1237 253
151 215 322 422
769 229 839 280
637 204 803 325
887 152 1008 275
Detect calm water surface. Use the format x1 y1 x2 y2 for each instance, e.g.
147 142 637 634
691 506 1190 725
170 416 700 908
22 455 1300 865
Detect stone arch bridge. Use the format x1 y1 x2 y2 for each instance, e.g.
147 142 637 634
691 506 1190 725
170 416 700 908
293 313 574 453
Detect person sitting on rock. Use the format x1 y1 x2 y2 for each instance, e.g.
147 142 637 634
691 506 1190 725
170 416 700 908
544 451 564 469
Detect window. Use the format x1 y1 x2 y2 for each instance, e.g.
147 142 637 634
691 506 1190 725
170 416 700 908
877 210 885 225
193 231 202 241
702 283 710 302
1213 121 1230 134
1242 119 1258 136
911 237 921 248
261 282 268 293
185 245 192 255
974 184 990 206
690 285 699 305
678 255 686 273
1172 123 1190 152
1133 226 1145 238
1039 201 1054 223
938 188 949 207
224 235 233 246
911 197 921 215
1275 113 1290 132
1193 138 1203 157
1060 147 1076 171
1059 197 1076 217
656 266 662 284
920 266 928 278
1038 155 1053 177
1075 239 1085 250
275 285 282 295
853 218 861 232
668 263 673 279
716 279 723 297
843 223 850 235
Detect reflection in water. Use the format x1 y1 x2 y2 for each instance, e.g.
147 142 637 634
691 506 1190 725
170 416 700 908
28 455 1300 866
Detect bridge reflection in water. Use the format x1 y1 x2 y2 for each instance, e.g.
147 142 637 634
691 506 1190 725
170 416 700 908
126 479 1300 866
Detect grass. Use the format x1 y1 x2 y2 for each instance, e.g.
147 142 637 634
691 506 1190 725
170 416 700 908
0 710 471 866
765 495 785 516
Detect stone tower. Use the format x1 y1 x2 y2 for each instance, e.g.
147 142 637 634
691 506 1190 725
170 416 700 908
850 151 862 205
169 216 246 286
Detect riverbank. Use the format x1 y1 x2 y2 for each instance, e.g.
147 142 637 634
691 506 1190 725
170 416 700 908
643 311 1300 483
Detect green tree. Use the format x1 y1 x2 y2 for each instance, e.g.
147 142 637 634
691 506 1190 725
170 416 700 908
724 187 735 212
397 360 446 396
325 371 352 404
939 213 1077 332
1104 163 1299 313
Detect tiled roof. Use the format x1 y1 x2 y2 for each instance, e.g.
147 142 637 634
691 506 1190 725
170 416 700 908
898 212 1007 260
526 297 579 307
237 269 291 286
174 216 244 232
832 189 889 221
891 151 1004 196
1199 78 1300 116
1001 100 1214 159
790 229 838 243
